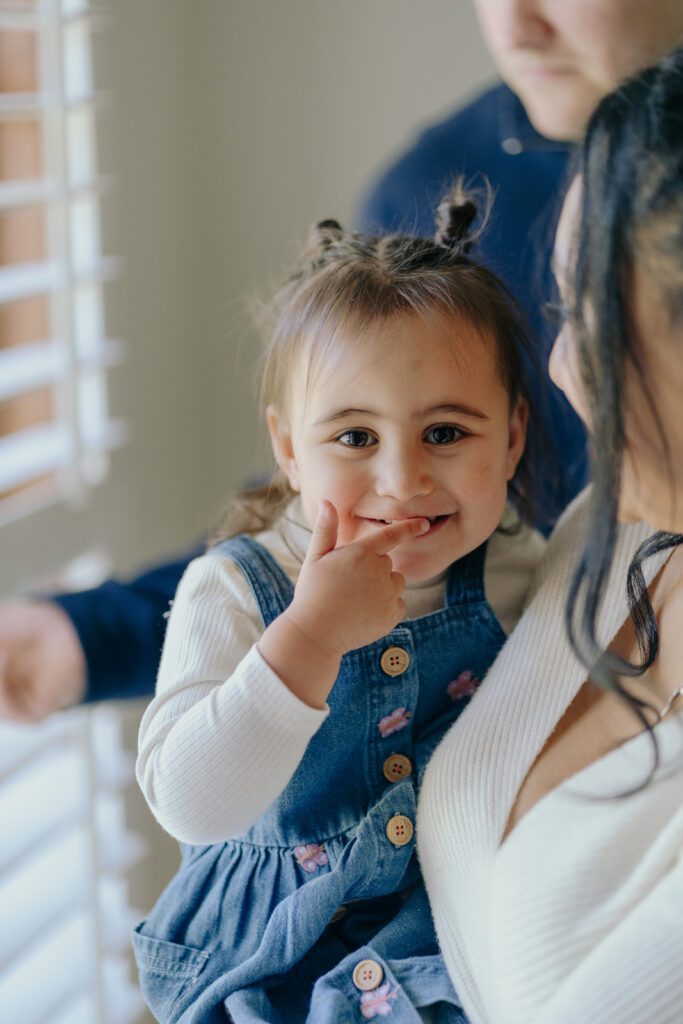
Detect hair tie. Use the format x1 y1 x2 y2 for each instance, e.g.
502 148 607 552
435 193 477 253
308 219 344 261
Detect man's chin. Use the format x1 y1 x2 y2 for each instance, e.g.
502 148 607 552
509 81 591 142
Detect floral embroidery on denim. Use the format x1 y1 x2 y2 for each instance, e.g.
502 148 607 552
360 982 398 1018
447 670 480 701
293 843 329 872
378 707 412 737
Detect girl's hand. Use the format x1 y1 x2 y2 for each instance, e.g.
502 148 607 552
257 501 428 708
293 500 428 655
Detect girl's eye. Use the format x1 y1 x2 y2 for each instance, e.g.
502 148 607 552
424 424 464 445
336 430 377 448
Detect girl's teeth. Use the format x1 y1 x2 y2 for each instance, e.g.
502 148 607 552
379 515 441 524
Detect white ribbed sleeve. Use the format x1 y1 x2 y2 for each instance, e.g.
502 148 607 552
418 488 683 1024
136 553 328 844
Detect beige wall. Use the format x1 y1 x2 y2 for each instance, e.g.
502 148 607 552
2 1 495 595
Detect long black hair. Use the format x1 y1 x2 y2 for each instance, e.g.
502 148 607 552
565 48 683 735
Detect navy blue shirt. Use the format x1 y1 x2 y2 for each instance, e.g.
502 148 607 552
56 82 586 704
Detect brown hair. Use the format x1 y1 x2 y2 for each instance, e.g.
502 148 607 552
209 182 541 545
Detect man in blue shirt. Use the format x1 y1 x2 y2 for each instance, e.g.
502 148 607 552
1 0 681 720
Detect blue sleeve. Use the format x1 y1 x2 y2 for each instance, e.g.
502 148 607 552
51 549 202 703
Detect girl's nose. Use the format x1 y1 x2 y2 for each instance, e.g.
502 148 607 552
375 449 434 501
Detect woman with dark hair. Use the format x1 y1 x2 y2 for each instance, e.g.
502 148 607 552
418 47 683 1024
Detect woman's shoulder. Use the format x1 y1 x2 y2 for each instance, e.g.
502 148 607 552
531 487 661 594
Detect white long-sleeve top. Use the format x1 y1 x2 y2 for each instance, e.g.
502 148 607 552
418 489 683 1024
136 499 544 845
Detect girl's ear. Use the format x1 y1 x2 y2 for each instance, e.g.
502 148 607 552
266 405 300 491
506 396 528 480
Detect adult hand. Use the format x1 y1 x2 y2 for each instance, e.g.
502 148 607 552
0 600 87 722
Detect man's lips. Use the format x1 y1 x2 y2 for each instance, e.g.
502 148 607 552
512 61 576 80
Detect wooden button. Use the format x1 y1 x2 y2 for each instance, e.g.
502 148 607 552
382 753 413 783
385 814 414 847
380 646 410 676
352 958 384 991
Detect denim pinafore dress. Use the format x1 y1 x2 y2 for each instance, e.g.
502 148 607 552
133 534 506 1024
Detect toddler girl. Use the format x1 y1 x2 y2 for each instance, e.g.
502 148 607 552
133 191 546 1024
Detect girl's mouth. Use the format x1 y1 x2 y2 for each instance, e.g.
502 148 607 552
370 514 452 532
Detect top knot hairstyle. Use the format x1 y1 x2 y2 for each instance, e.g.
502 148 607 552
307 218 345 263
212 181 546 543
434 181 491 254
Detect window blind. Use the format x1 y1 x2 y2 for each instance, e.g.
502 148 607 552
0 706 148 1024
0 0 126 522
0 6 148 1022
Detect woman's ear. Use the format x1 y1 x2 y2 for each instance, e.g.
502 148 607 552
506 396 528 480
266 405 300 491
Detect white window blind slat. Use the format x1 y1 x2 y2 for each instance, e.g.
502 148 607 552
0 9 46 33
0 259 63 303
0 422 73 492
0 92 101 116
0 91 45 115
0 2 68 33
0 177 59 208
0 908 96 1024
0 823 92 967
0 417 128 494
0 339 69 400
0 175 113 210
0 338 123 402
47 992 99 1024
102 955 147 1024
0 255 119 304
0 716 82 778
0 743 88 871
0 1 98 30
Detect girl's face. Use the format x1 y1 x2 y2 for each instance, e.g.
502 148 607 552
268 311 527 584
549 177 683 532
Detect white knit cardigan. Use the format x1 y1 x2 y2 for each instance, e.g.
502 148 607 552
417 488 683 1024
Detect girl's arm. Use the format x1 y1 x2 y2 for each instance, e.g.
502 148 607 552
136 551 328 844
137 504 427 844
